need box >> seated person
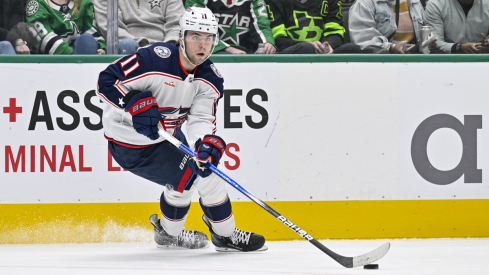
[185,0,276,54]
[265,0,361,54]
[349,0,425,53]
[93,0,183,54]
[25,0,106,54]
[0,0,30,54]
[425,0,489,54]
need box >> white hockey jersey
[97,43,224,149]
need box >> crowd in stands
[1,0,488,55]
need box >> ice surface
[1,238,488,275]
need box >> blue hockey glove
[188,135,226,178]
[124,91,164,140]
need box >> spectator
[341,0,355,43]
[93,0,183,54]
[424,0,489,54]
[0,0,30,54]
[349,0,425,54]
[25,0,106,54]
[265,0,361,54]
[185,0,276,54]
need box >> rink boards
[1,55,489,243]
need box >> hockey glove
[124,90,163,140]
[188,135,226,178]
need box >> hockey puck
[364,264,379,270]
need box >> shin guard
[199,197,235,237]
[159,192,191,236]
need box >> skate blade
[156,242,210,250]
[215,244,268,252]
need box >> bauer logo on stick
[278,216,313,241]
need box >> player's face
[184,31,215,65]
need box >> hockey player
[96,7,266,252]
[25,0,106,54]
[185,0,276,54]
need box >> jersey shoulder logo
[26,0,39,16]
[154,46,171,58]
[210,64,222,78]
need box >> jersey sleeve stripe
[193,78,221,97]
[122,72,183,84]
[250,3,267,43]
[212,98,217,116]
[39,30,57,52]
[114,80,128,96]
[48,39,64,54]
[97,91,122,109]
[96,79,125,110]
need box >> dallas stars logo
[61,21,81,45]
[287,11,323,41]
[149,0,163,9]
[219,14,248,45]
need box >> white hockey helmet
[179,7,219,66]
[179,7,219,46]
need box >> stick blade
[350,242,390,268]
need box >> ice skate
[202,215,267,252]
[149,214,209,249]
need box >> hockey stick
[157,124,390,268]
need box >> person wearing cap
[96,7,267,252]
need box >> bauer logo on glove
[124,90,164,141]
[129,97,157,115]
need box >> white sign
[1,61,488,203]
[0,63,280,203]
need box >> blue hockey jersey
[97,43,224,148]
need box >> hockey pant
[107,128,235,237]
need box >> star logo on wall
[219,14,248,45]
[149,0,163,9]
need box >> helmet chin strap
[180,42,199,67]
